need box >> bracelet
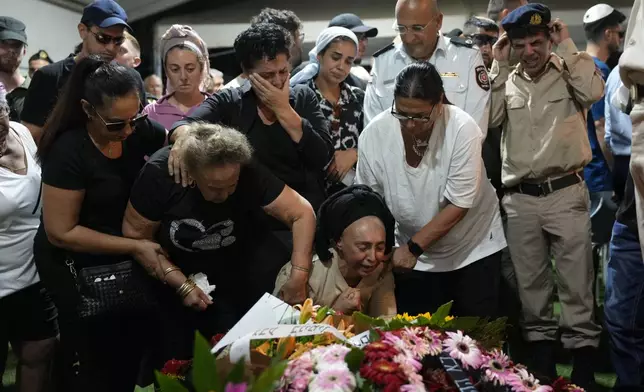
[407,239,424,258]
[176,279,197,299]
[163,266,182,284]
[291,264,310,273]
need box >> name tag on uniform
[440,72,459,77]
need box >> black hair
[28,51,53,64]
[507,25,551,41]
[463,16,500,35]
[584,13,625,43]
[233,23,292,72]
[250,8,302,36]
[37,55,140,163]
[318,36,357,57]
[394,61,450,105]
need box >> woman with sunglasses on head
[33,56,166,392]
[290,27,364,194]
[143,25,211,130]
[356,62,506,319]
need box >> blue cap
[501,3,551,33]
[81,0,130,30]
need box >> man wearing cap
[364,0,490,133]
[28,50,53,78]
[21,0,132,144]
[0,16,31,123]
[328,13,378,85]
[582,4,625,205]
[489,4,604,387]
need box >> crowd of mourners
[1,0,644,390]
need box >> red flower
[211,333,225,347]
[360,360,407,390]
[161,359,192,376]
[363,341,400,362]
[424,369,457,392]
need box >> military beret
[501,3,551,33]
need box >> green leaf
[386,318,407,330]
[369,329,380,342]
[315,306,334,322]
[228,358,247,384]
[353,312,386,330]
[192,332,221,392]
[361,380,374,392]
[249,361,288,392]
[344,348,366,372]
[449,316,480,331]
[429,301,453,325]
[155,372,189,392]
[415,316,431,326]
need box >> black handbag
[66,258,157,319]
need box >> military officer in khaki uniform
[489,4,604,388]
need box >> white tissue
[190,272,216,300]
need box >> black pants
[394,251,502,318]
[614,155,631,204]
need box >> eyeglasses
[390,100,436,123]
[92,105,148,132]
[469,34,498,47]
[394,17,438,35]
[90,30,125,46]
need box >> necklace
[411,132,431,157]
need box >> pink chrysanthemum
[383,332,412,357]
[481,350,513,386]
[442,330,483,370]
[400,327,431,359]
[280,352,314,392]
[309,364,357,392]
[393,353,423,385]
[313,345,351,369]
[508,368,554,392]
[422,329,443,356]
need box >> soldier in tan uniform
[489,4,604,388]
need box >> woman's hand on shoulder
[167,126,194,187]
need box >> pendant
[412,143,426,157]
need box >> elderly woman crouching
[274,185,397,318]
[122,122,316,360]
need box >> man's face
[471,28,498,68]
[395,2,443,60]
[0,40,25,74]
[28,59,49,77]
[144,75,163,98]
[606,24,625,54]
[79,24,126,61]
[249,53,290,89]
[355,33,368,60]
[116,39,140,68]
[511,31,552,78]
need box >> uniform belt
[506,172,583,197]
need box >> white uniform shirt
[356,105,506,272]
[364,33,491,136]
[0,123,42,298]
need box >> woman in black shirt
[290,26,365,194]
[35,56,166,392]
[123,122,316,359]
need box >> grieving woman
[122,122,316,360]
[143,25,211,130]
[274,185,397,317]
[34,56,166,391]
[0,84,57,392]
[290,27,364,193]
[356,62,507,318]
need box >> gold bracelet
[291,264,310,273]
[163,266,182,284]
[176,279,197,299]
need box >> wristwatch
[407,239,424,258]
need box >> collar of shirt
[394,31,449,63]
[515,53,563,81]
[310,79,355,107]
[153,92,209,115]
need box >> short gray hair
[183,123,254,175]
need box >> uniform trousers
[502,181,601,348]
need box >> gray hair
[183,123,254,175]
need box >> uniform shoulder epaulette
[373,42,395,58]
[449,36,475,49]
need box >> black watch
[407,239,424,258]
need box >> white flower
[442,330,483,370]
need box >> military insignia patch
[475,65,490,91]
[530,13,542,25]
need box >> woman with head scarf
[273,185,397,317]
[143,25,211,130]
[290,27,364,194]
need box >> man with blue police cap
[489,3,604,388]
[363,0,490,133]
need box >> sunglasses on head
[90,30,125,46]
[92,105,148,132]
[470,34,498,47]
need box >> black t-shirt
[128,146,285,283]
[22,55,147,127]
[40,120,166,266]
[616,172,637,236]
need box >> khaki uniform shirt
[489,38,605,187]
[273,251,397,318]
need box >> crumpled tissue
[190,272,216,300]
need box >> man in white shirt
[363,0,490,132]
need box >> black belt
[506,172,583,197]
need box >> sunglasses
[90,30,125,46]
[93,105,148,132]
[470,34,498,47]
[390,100,436,123]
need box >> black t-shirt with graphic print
[129,146,285,285]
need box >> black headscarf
[315,185,396,261]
